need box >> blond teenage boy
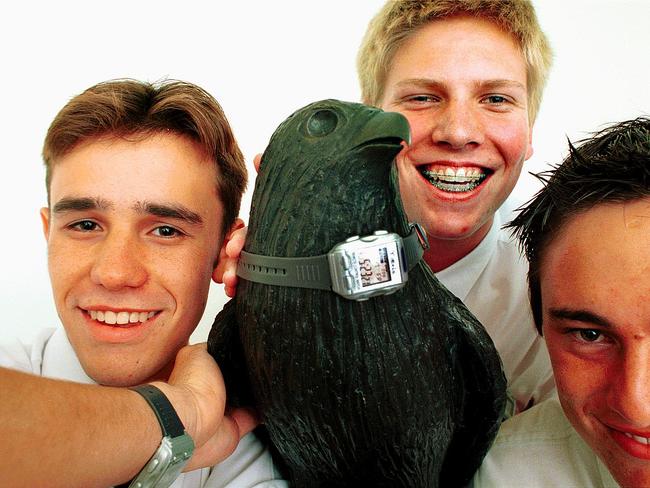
[222,0,555,413]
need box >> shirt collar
[42,327,95,384]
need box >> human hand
[152,343,259,471]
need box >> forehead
[540,199,650,325]
[49,133,221,209]
[386,14,526,86]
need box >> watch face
[328,233,407,300]
[358,245,392,287]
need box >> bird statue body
[208,99,507,487]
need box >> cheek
[487,119,531,163]
[47,242,81,298]
[403,114,430,146]
[166,250,215,307]
[550,355,593,423]
[546,340,585,395]
[547,341,608,411]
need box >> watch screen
[358,246,392,287]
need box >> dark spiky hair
[507,117,650,333]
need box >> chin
[593,440,650,488]
[610,466,650,488]
[83,362,159,387]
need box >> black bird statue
[208,99,507,488]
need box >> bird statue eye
[306,109,338,137]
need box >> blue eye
[306,109,338,137]
[484,95,508,104]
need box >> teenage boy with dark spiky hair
[474,117,650,488]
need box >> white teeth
[87,309,157,326]
[420,166,487,193]
[424,166,484,182]
[624,432,650,444]
[634,435,649,445]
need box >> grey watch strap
[238,251,331,290]
[237,223,428,290]
[130,384,186,438]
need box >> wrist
[148,381,198,441]
[128,384,195,488]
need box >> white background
[1,0,648,345]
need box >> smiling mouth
[419,165,491,193]
[607,425,650,460]
[623,432,650,446]
[84,309,159,327]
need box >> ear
[40,207,51,240]
[525,126,534,161]
[212,217,246,284]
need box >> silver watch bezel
[328,231,407,301]
[128,433,194,488]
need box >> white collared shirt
[436,202,555,412]
[472,398,619,488]
[0,327,287,488]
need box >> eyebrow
[395,78,526,91]
[51,197,204,226]
[133,201,203,226]
[548,308,613,328]
[52,197,113,213]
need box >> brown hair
[357,0,553,122]
[43,78,247,234]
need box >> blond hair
[357,0,552,122]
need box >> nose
[431,101,483,150]
[90,231,148,290]
[607,345,650,427]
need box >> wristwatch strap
[238,250,331,289]
[130,384,185,438]
[237,223,428,290]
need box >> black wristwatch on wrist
[128,384,195,488]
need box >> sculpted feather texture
[208,99,507,487]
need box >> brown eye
[152,225,182,238]
[578,329,601,342]
[71,220,98,232]
[306,109,338,137]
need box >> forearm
[1,367,159,488]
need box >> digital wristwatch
[237,223,428,301]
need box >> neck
[422,221,492,273]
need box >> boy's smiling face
[42,133,225,386]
